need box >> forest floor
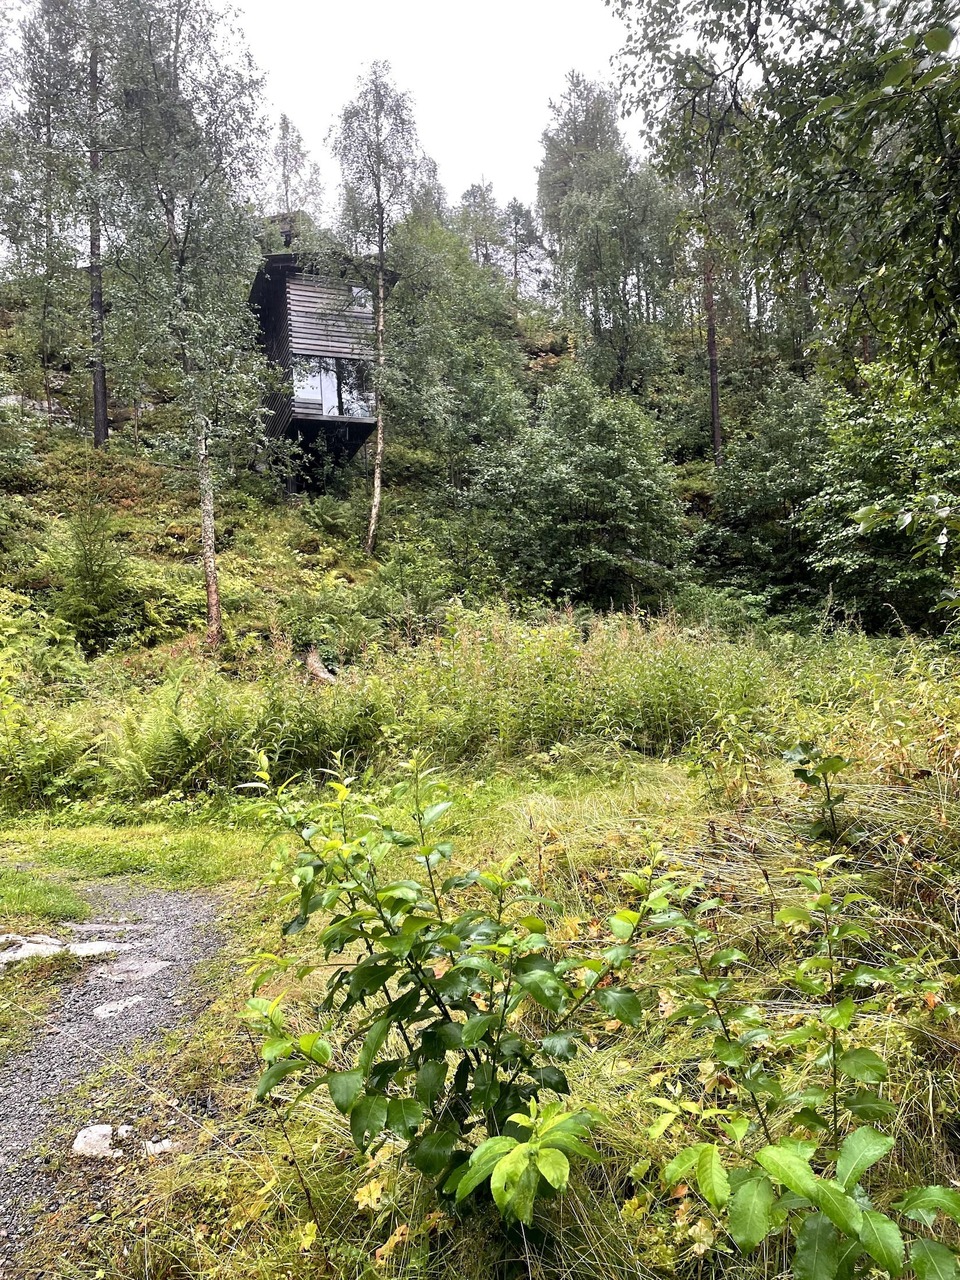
[0,876,223,1278]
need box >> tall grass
[2,608,959,808]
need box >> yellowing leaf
[355,1178,386,1211]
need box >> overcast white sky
[235,0,633,212]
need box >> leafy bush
[0,401,39,492]
[474,367,683,607]
[798,370,960,629]
[249,756,960,1267]
[249,759,644,1226]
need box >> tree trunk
[704,256,722,465]
[197,422,223,647]
[365,261,387,556]
[89,39,109,449]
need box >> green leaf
[756,1145,819,1200]
[696,1143,730,1209]
[815,1180,863,1236]
[822,998,856,1031]
[528,1065,569,1095]
[328,1069,364,1114]
[411,1126,458,1177]
[454,1137,518,1201]
[777,906,813,927]
[516,968,568,1013]
[255,1058,306,1100]
[857,1210,904,1276]
[662,1143,707,1189]
[895,1186,960,1225]
[536,1147,570,1191]
[714,1036,747,1066]
[470,1060,501,1110]
[845,1089,897,1122]
[358,1017,392,1074]
[541,1031,578,1060]
[881,59,915,88]
[794,1212,839,1280]
[836,1235,863,1280]
[595,987,644,1026]
[836,1127,894,1190]
[350,1093,387,1149]
[914,65,951,89]
[609,909,641,939]
[415,1059,448,1106]
[298,1033,332,1066]
[421,801,453,829]
[462,1013,499,1047]
[262,1034,293,1062]
[910,1240,960,1280]
[386,1097,424,1139]
[923,25,953,53]
[837,1048,887,1084]
[728,1175,775,1252]
[489,1142,538,1223]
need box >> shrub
[250,759,960,1270]
[50,501,139,653]
[473,367,683,607]
[249,760,641,1227]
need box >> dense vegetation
[1,0,960,1278]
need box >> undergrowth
[19,746,960,1280]
[2,609,959,810]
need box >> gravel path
[0,883,221,1275]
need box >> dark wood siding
[251,263,293,440]
[286,276,373,359]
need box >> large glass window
[293,357,336,406]
[336,359,373,416]
[293,357,373,417]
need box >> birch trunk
[365,262,387,555]
[196,422,223,647]
[704,256,723,465]
[89,38,109,449]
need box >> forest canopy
[0,0,956,630]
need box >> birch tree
[331,61,426,555]
[108,0,266,646]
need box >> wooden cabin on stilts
[250,239,377,489]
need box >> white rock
[116,1125,134,1139]
[69,940,128,959]
[0,933,131,966]
[92,995,145,1020]
[143,1138,178,1157]
[71,1125,121,1159]
[100,957,171,984]
[0,935,64,966]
